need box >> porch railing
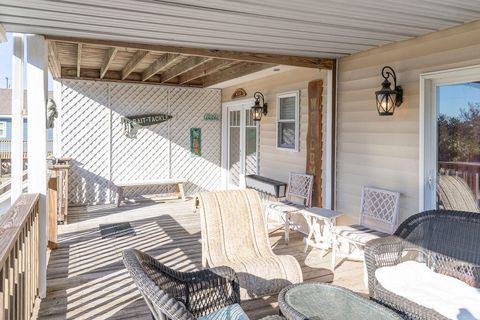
[0,193,40,320]
[0,140,53,160]
[438,161,480,203]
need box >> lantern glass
[252,104,263,121]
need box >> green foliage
[438,102,480,162]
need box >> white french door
[224,100,258,189]
[420,65,480,211]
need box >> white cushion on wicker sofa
[375,261,480,320]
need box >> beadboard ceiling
[1,0,480,59]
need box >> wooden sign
[306,80,323,207]
[190,128,202,157]
[122,113,172,127]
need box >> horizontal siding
[336,19,480,224]
[222,67,329,206]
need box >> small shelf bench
[115,178,187,207]
[245,174,287,198]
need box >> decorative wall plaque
[190,128,202,157]
[204,113,220,121]
[232,88,247,99]
[122,113,173,138]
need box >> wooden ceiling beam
[179,60,236,84]
[203,63,273,87]
[121,50,149,80]
[77,43,82,77]
[161,56,209,83]
[47,41,61,78]
[45,36,334,69]
[142,53,180,81]
[60,67,203,87]
[100,47,118,79]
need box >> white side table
[300,207,344,256]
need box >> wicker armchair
[365,210,480,320]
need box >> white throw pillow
[376,261,480,320]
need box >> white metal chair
[331,187,400,272]
[265,173,314,244]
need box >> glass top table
[278,283,402,320]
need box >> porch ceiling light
[252,92,268,122]
[375,66,403,116]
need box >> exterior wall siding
[222,67,329,206]
[59,80,222,205]
[336,20,480,224]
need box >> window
[0,122,6,138]
[277,91,299,151]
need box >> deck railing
[438,161,480,202]
[0,140,53,160]
[0,193,40,320]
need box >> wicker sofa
[365,210,480,320]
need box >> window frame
[276,91,300,152]
[0,121,7,138]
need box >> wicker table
[278,283,402,320]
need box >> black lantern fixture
[252,92,268,121]
[375,66,403,116]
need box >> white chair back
[286,173,314,207]
[359,186,400,234]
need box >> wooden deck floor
[38,200,365,320]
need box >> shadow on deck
[38,200,365,320]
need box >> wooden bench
[115,178,187,207]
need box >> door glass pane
[245,109,257,176]
[229,110,241,187]
[437,82,480,211]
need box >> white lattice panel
[60,81,110,204]
[169,87,222,195]
[59,80,222,205]
[110,83,171,199]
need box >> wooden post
[48,176,58,250]
[11,33,25,204]
[306,80,323,207]
[26,34,48,299]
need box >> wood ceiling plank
[202,63,273,87]
[100,47,118,79]
[77,43,82,77]
[45,36,335,69]
[121,50,149,80]
[142,53,180,81]
[161,56,209,83]
[47,41,61,78]
[179,59,236,84]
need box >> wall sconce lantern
[375,66,403,116]
[252,91,268,121]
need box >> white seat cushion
[376,261,480,320]
[331,224,388,245]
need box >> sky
[438,82,480,118]
[0,32,53,89]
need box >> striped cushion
[332,224,388,245]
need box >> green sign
[204,113,220,121]
[190,128,202,157]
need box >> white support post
[11,33,25,204]
[26,34,48,299]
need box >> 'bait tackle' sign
[122,113,173,138]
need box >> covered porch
[1,1,480,320]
